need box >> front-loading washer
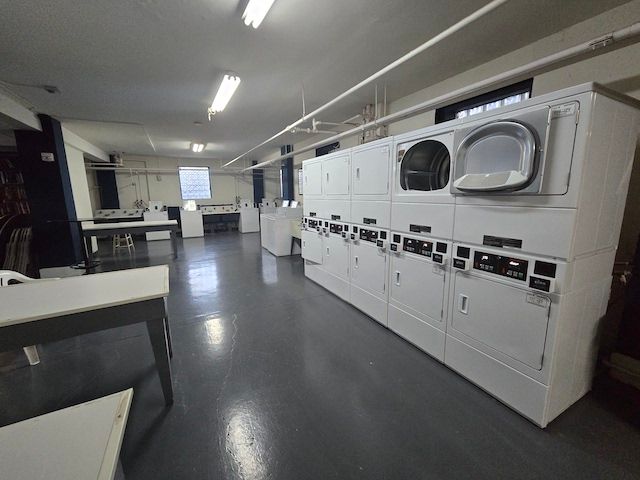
[446,241,617,427]
[318,220,351,301]
[391,125,456,239]
[450,83,640,260]
[302,217,324,284]
[387,232,450,361]
[349,224,390,326]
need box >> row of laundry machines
[300,83,640,427]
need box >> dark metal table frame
[83,224,179,265]
[0,298,174,405]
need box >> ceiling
[0,0,632,161]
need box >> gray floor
[1,232,640,479]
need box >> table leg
[85,235,94,266]
[146,318,174,405]
[170,230,178,259]
[163,316,173,359]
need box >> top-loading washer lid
[453,120,537,192]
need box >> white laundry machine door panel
[324,199,351,223]
[389,253,447,329]
[303,160,323,197]
[351,242,387,297]
[323,153,350,197]
[453,205,575,259]
[323,235,350,280]
[351,139,392,200]
[391,203,454,240]
[302,199,327,218]
[302,230,323,264]
[451,273,550,371]
[351,201,391,229]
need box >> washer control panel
[403,237,433,257]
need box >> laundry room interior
[1,1,640,479]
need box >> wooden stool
[112,234,135,255]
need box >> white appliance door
[352,144,390,196]
[323,154,350,196]
[323,235,350,279]
[451,274,550,370]
[351,243,387,296]
[303,161,323,196]
[390,253,446,323]
[301,230,323,264]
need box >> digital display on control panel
[329,223,347,234]
[402,237,433,257]
[473,251,528,281]
[359,228,379,243]
[307,219,319,228]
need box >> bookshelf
[0,155,30,215]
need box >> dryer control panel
[452,243,559,293]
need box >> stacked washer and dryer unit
[302,83,640,427]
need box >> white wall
[115,155,282,208]
[65,144,98,251]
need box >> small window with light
[178,166,212,200]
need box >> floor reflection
[203,315,225,346]
[223,402,269,479]
[260,252,278,285]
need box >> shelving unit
[0,156,30,216]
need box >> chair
[0,270,58,366]
[112,234,135,255]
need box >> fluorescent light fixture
[191,142,206,153]
[208,74,241,117]
[242,0,276,29]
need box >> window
[315,141,340,157]
[178,167,211,200]
[435,79,533,124]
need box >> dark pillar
[280,145,294,202]
[14,114,82,268]
[252,160,264,204]
[96,169,119,208]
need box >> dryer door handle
[395,271,400,286]
[458,294,469,315]
[354,256,358,268]
[356,167,360,180]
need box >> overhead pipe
[244,21,640,171]
[86,164,280,178]
[223,0,509,167]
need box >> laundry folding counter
[0,265,174,405]
[82,220,179,263]
[0,389,133,480]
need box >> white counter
[179,210,204,238]
[143,211,171,240]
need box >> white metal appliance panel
[351,201,391,229]
[351,140,391,198]
[323,153,350,197]
[302,160,323,197]
[451,273,550,370]
[323,235,350,280]
[303,199,324,219]
[324,199,351,222]
[350,285,388,326]
[452,205,575,259]
[390,203,454,239]
[389,253,446,328]
[301,230,323,264]
[388,305,445,360]
[350,242,387,296]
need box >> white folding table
[0,266,174,405]
[0,389,133,480]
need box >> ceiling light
[242,0,276,29]
[208,74,241,119]
[191,142,206,153]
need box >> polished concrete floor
[1,232,640,479]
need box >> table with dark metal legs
[0,266,174,405]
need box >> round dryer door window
[399,140,450,192]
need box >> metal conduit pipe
[86,164,280,178]
[223,0,509,167]
[244,21,640,172]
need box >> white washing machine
[302,217,324,284]
[387,232,450,360]
[450,83,640,260]
[350,137,392,229]
[391,125,455,239]
[349,224,390,326]
[318,220,351,301]
[446,242,617,427]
